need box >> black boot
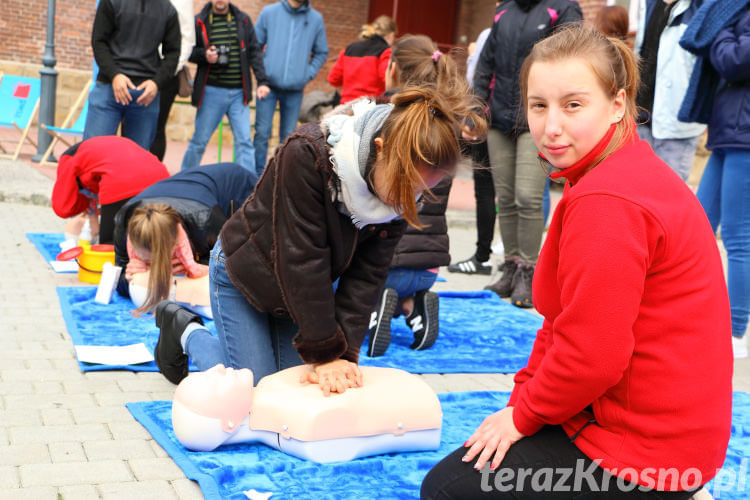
[484,259,518,298]
[510,264,535,308]
[154,301,203,384]
[408,290,439,351]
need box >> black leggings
[421,425,699,499]
[99,198,131,244]
[468,140,496,262]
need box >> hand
[299,359,363,396]
[463,407,525,471]
[112,74,135,105]
[135,79,158,106]
[257,85,270,100]
[206,46,218,64]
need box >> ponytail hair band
[432,50,442,62]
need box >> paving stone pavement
[1,157,747,498]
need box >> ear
[611,88,627,124]
[374,136,384,154]
[389,62,399,85]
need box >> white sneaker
[732,336,748,359]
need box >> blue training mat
[26,232,76,273]
[127,391,750,500]
[57,287,539,374]
[361,291,540,373]
[57,286,214,372]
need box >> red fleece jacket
[509,138,732,489]
[327,36,391,104]
[52,136,169,218]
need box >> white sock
[180,321,204,353]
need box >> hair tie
[432,50,442,62]
[146,207,154,219]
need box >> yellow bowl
[76,244,115,284]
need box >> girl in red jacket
[327,16,397,103]
[422,25,732,498]
[51,136,169,244]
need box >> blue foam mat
[127,391,750,500]
[57,286,213,372]
[58,287,539,374]
[26,232,76,272]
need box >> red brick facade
[4,0,606,91]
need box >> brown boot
[484,259,518,298]
[510,264,535,308]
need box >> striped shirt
[207,12,242,88]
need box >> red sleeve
[378,47,391,83]
[173,224,208,278]
[327,49,345,87]
[51,156,89,218]
[511,195,657,436]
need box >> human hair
[519,24,639,169]
[360,15,397,39]
[594,6,630,41]
[127,203,181,315]
[375,84,487,228]
[388,34,462,92]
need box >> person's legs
[181,85,230,171]
[473,147,496,262]
[421,425,698,499]
[99,198,131,244]
[121,88,160,150]
[542,176,551,226]
[277,89,304,143]
[83,82,124,139]
[184,240,279,380]
[637,124,655,148]
[696,151,724,232]
[651,136,701,182]
[150,75,179,161]
[514,132,546,265]
[269,315,303,371]
[254,87,279,175]
[226,87,256,174]
[719,149,750,339]
[488,129,518,258]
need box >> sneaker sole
[412,291,439,351]
[368,289,398,357]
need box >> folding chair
[39,78,93,165]
[0,74,42,160]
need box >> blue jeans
[637,125,701,182]
[696,148,750,338]
[254,87,304,176]
[181,85,255,173]
[183,239,303,383]
[384,268,438,299]
[83,81,159,150]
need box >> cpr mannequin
[172,364,443,463]
[129,271,212,319]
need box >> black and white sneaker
[367,288,399,357]
[447,255,492,275]
[408,290,439,351]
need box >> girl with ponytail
[422,25,731,498]
[153,81,485,395]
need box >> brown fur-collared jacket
[219,122,406,364]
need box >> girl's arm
[173,224,209,278]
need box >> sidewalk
[1,143,747,497]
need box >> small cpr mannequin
[130,271,212,318]
[172,364,443,463]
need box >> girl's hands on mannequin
[300,359,363,396]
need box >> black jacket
[191,2,269,107]
[220,123,405,365]
[473,0,582,134]
[91,0,181,89]
[390,178,452,269]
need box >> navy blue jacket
[707,8,750,150]
[113,163,257,297]
[473,0,582,134]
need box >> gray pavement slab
[0,157,747,497]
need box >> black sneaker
[154,300,203,384]
[484,259,518,298]
[510,264,535,308]
[367,288,398,357]
[447,255,492,275]
[408,290,439,350]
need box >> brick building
[0,0,609,142]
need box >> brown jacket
[220,122,406,364]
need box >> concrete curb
[0,158,53,207]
